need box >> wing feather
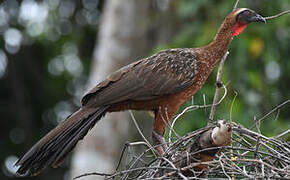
[82,48,198,107]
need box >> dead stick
[265,10,290,20]
[233,0,240,11]
[208,51,229,125]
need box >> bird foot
[152,130,168,156]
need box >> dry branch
[265,10,290,20]
[208,51,229,125]
[233,0,240,11]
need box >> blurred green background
[0,0,289,180]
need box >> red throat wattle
[233,23,247,36]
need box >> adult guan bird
[15,8,265,176]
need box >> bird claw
[152,130,168,156]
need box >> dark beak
[250,14,266,23]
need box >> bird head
[232,8,266,36]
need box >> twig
[159,160,217,179]
[160,107,180,144]
[233,158,290,173]
[265,10,290,20]
[233,0,240,11]
[250,99,290,129]
[107,166,178,179]
[274,108,280,122]
[169,84,227,141]
[116,142,129,171]
[222,152,253,179]
[129,111,158,157]
[161,157,188,180]
[73,172,112,180]
[229,91,237,179]
[208,51,229,125]
[166,126,212,155]
[219,153,232,180]
[116,141,156,171]
[121,147,154,180]
[273,129,290,139]
[203,94,207,115]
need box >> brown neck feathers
[202,12,237,67]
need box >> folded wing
[82,48,199,107]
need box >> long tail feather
[15,106,109,176]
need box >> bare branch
[233,0,240,11]
[168,84,227,141]
[208,51,229,125]
[250,99,290,129]
[160,107,180,144]
[273,129,290,139]
[219,153,231,179]
[129,110,158,157]
[265,10,290,20]
[73,172,112,180]
[162,157,188,180]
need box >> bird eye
[244,11,251,16]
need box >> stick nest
[74,123,289,180]
[112,125,289,179]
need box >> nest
[73,122,290,180]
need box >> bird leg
[152,130,168,156]
[152,106,176,155]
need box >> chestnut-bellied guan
[15,8,265,176]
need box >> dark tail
[15,106,109,176]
